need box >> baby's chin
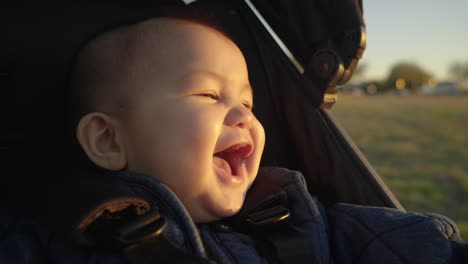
[194,192,246,223]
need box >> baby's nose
[225,106,254,129]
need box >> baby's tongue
[213,155,233,183]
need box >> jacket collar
[107,170,207,258]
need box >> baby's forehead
[113,18,226,56]
[110,18,247,81]
[92,18,233,77]
[84,18,203,61]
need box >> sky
[361,0,468,81]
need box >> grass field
[331,95,468,240]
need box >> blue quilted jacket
[1,167,467,263]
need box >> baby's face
[118,20,265,223]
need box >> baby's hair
[66,7,230,167]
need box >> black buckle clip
[112,210,167,246]
[246,205,290,226]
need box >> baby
[1,9,465,264]
[71,16,265,223]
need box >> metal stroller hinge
[244,0,367,110]
[244,0,340,110]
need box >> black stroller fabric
[0,0,401,210]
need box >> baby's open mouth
[213,143,253,183]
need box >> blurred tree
[384,62,433,93]
[449,60,468,81]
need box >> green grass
[331,95,468,241]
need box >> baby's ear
[76,112,127,170]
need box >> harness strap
[69,174,214,264]
[224,169,319,264]
[84,206,213,264]
[124,232,213,264]
[254,223,318,264]
[450,241,468,263]
[247,206,318,264]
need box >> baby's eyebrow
[188,70,224,82]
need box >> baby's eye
[242,101,253,110]
[196,91,219,100]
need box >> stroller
[0,0,409,262]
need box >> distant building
[338,82,380,96]
[338,83,365,96]
[419,82,461,95]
